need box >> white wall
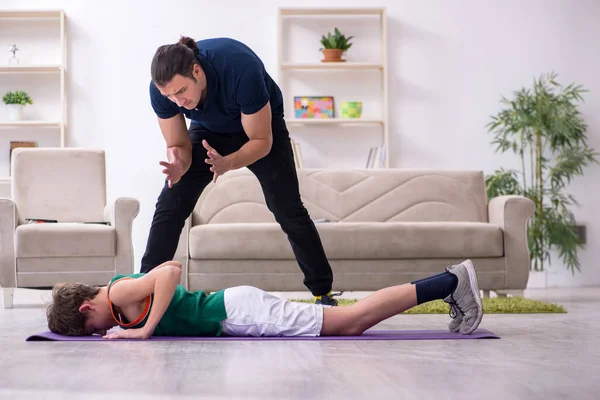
[1,0,599,287]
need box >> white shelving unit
[286,118,384,126]
[0,9,67,183]
[280,62,384,70]
[277,7,389,168]
[0,121,62,127]
[0,65,62,73]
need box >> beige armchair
[0,148,139,308]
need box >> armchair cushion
[11,148,107,225]
[15,223,116,258]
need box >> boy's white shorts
[221,286,326,337]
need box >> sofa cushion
[16,223,116,258]
[189,221,503,260]
[192,169,489,225]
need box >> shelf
[280,8,384,16]
[278,7,389,168]
[0,10,62,19]
[0,65,62,73]
[281,62,383,70]
[0,121,62,127]
[0,177,11,183]
[0,8,68,175]
[286,118,384,125]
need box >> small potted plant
[320,27,353,62]
[3,90,33,121]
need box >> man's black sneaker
[314,292,342,306]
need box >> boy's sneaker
[314,292,341,306]
[446,302,463,332]
[443,260,483,334]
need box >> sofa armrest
[104,197,140,276]
[174,215,191,289]
[488,195,535,289]
[0,198,17,288]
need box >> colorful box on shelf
[341,101,363,118]
[293,96,335,119]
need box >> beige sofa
[174,168,534,296]
[0,148,139,308]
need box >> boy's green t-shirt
[107,273,227,336]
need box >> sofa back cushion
[192,168,488,224]
[11,148,107,224]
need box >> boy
[46,259,483,339]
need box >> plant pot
[6,104,24,121]
[321,49,345,62]
[341,102,363,118]
[526,269,548,289]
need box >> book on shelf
[291,139,304,169]
[366,144,386,168]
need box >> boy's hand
[103,328,151,340]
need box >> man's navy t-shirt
[149,37,284,134]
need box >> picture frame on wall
[293,96,335,119]
[9,141,37,175]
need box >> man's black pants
[140,117,334,296]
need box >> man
[141,36,339,305]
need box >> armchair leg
[495,290,524,298]
[3,287,14,309]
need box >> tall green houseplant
[486,72,598,274]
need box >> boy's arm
[108,261,182,338]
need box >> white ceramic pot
[6,104,24,121]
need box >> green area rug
[292,297,566,314]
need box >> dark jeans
[140,117,334,296]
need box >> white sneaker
[446,302,462,332]
[443,260,483,334]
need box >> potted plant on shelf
[320,27,353,62]
[3,90,33,121]
[485,72,599,286]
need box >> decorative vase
[6,104,24,121]
[321,49,345,62]
[341,102,363,118]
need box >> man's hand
[103,327,151,340]
[203,140,233,183]
[159,147,185,188]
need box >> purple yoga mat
[26,328,499,342]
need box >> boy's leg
[410,270,463,332]
[220,286,325,337]
[320,259,483,336]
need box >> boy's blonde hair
[46,282,100,336]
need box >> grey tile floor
[0,287,598,400]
